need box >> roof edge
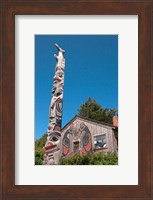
[62,115,116,132]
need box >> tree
[35,133,47,165]
[78,97,117,124]
[35,147,45,165]
[35,133,47,148]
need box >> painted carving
[62,122,92,157]
[80,122,92,153]
[43,43,65,165]
[62,130,71,156]
[62,125,75,156]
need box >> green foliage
[60,152,118,165]
[35,134,47,148]
[35,134,47,165]
[78,97,118,124]
[35,147,45,165]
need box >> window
[94,134,107,149]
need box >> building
[61,115,118,158]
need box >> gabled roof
[61,115,116,132]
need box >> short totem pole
[43,43,65,165]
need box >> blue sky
[35,35,118,139]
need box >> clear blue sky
[35,35,118,139]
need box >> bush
[35,147,45,165]
[60,152,118,165]
[35,134,47,148]
[35,134,47,165]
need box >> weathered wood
[44,44,65,165]
[61,116,118,157]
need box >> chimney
[113,116,118,127]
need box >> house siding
[61,116,117,157]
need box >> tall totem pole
[43,43,65,165]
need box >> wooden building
[61,115,118,158]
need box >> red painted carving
[63,146,69,155]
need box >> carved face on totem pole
[44,43,65,165]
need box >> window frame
[94,134,107,150]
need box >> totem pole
[43,43,65,165]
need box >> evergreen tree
[78,97,117,124]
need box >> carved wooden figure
[43,43,65,165]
